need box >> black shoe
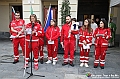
[100,66,104,69]
[62,62,68,66]
[94,65,98,68]
[40,59,43,64]
[69,63,74,67]
[13,60,19,64]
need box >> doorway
[12,5,23,19]
[77,0,109,22]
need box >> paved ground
[0,40,120,79]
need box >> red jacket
[79,27,93,46]
[25,22,42,42]
[11,19,25,37]
[39,26,44,45]
[46,26,60,41]
[9,22,12,35]
[93,27,111,47]
[60,23,78,42]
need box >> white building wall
[0,1,22,32]
[22,0,43,24]
[0,4,9,32]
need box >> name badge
[48,40,54,44]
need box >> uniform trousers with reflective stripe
[47,40,58,61]
[94,45,107,67]
[63,39,75,63]
[79,45,90,63]
[25,40,39,66]
[39,39,44,59]
[13,37,25,61]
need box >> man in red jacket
[10,11,25,64]
[61,15,78,67]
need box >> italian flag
[31,5,33,14]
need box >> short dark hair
[66,15,71,18]
[50,19,57,27]
[100,19,108,29]
[71,18,77,22]
[15,11,20,14]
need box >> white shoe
[45,60,52,64]
[80,63,84,67]
[84,63,89,67]
[53,61,56,65]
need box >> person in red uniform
[79,19,93,68]
[24,14,42,70]
[93,19,111,69]
[10,11,25,64]
[61,15,78,67]
[9,22,13,41]
[9,22,12,35]
[37,20,44,64]
[45,19,60,65]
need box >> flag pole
[23,0,32,77]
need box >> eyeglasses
[84,21,88,23]
[15,15,20,16]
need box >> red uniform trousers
[79,45,90,63]
[39,38,44,59]
[13,37,25,61]
[47,40,58,61]
[63,39,75,63]
[25,41,39,66]
[94,45,107,67]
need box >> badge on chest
[71,22,79,30]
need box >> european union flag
[44,5,52,32]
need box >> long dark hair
[50,19,57,28]
[30,14,37,23]
[37,20,41,25]
[82,19,92,33]
[100,19,108,29]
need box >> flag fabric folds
[44,5,52,32]
[12,7,15,20]
[30,5,33,14]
